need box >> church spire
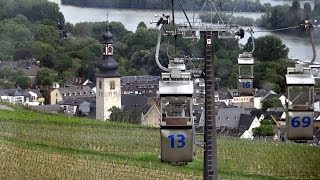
[96,25,120,78]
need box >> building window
[109,92,112,96]
[110,81,115,90]
[99,80,102,89]
[107,46,113,54]
[56,93,58,97]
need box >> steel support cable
[209,0,224,24]
[196,0,205,6]
[227,0,240,26]
[177,0,192,28]
[194,0,207,26]
[155,24,171,72]
[308,30,316,65]
[193,0,196,25]
[166,37,174,60]
[252,25,300,32]
[247,29,255,54]
[312,15,320,21]
[171,0,177,53]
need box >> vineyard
[0,106,319,179]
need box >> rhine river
[49,0,319,62]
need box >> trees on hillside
[253,35,289,62]
[61,0,268,12]
[262,97,283,111]
[253,120,275,137]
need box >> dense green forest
[257,0,320,40]
[61,0,269,12]
[0,0,295,93]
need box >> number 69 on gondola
[285,65,315,140]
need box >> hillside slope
[0,106,319,179]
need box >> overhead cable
[194,0,207,26]
[196,0,205,6]
[228,0,240,26]
[252,25,301,32]
[177,0,192,27]
[209,0,224,24]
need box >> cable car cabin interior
[159,72,193,127]
[161,96,192,126]
[287,86,314,110]
[286,65,315,111]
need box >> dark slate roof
[57,86,95,99]
[0,89,42,97]
[63,77,87,87]
[80,97,96,107]
[216,127,238,136]
[250,109,264,118]
[216,108,249,129]
[265,111,284,120]
[58,99,91,106]
[261,94,281,102]
[254,90,271,98]
[8,89,23,96]
[238,114,256,131]
[217,102,227,108]
[141,104,152,114]
[31,105,62,112]
[121,94,149,113]
[121,75,160,84]
[21,64,42,77]
[218,90,233,100]
[30,89,42,97]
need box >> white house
[0,89,44,106]
[253,90,278,109]
[238,114,261,140]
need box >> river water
[49,0,319,62]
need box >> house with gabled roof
[218,90,233,106]
[229,89,254,108]
[253,90,285,109]
[0,88,44,106]
[216,107,250,136]
[49,86,95,105]
[121,75,160,97]
[239,114,261,140]
[59,98,91,116]
[121,94,161,127]
[62,77,94,88]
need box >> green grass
[0,105,319,179]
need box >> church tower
[96,26,121,120]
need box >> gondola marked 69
[287,111,314,140]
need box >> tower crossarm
[178,23,240,33]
